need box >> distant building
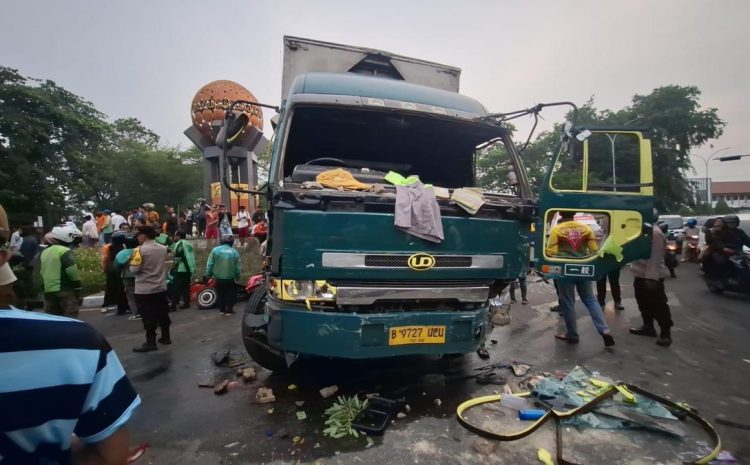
[689,177,711,204]
[711,181,750,209]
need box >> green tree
[0,67,204,221]
[0,66,110,221]
[628,85,724,211]
[713,199,734,214]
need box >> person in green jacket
[40,225,83,317]
[169,230,195,311]
[112,233,141,320]
[206,234,241,315]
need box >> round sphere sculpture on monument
[191,80,263,143]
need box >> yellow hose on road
[455,384,720,465]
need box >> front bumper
[257,296,490,358]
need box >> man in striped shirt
[1,204,141,465]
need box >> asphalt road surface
[81,263,749,464]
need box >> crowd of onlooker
[74,201,268,248]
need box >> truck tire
[197,288,217,309]
[242,283,288,372]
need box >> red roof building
[711,181,750,209]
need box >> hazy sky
[2,0,748,181]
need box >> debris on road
[471,438,496,455]
[127,442,149,463]
[320,385,339,398]
[256,387,276,403]
[324,395,368,438]
[537,448,554,465]
[240,368,257,382]
[295,400,305,407]
[396,412,407,419]
[197,380,214,388]
[458,366,724,464]
[211,350,247,368]
[365,437,375,448]
[511,362,531,377]
[433,399,442,407]
[352,396,402,436]
[296,411,308,420]
[227,381,240,391]
[214,380,230,395]
[224,442,240,448]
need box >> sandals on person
[554,334,579,344]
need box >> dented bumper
[263,296,490,358]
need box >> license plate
[388,325,446,346]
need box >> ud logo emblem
[408,253,436,271]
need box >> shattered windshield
[280,106,512,189]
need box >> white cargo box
[282,36,461,99]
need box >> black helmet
[124,233,139,248]
[722,214,739,227]
[221,234,235,246]
[656,221,669,233]
[111,230,128,245]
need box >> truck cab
[239,38,654,370]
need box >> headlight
[285,280,315,299]
[278,280,337,302]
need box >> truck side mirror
[217,111,250,149]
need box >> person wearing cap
[143,203,160,227]
[205,234,241,315]
[40,224,83,317]
[0,203,141,465]
[130,224,171,351]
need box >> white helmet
[50,225,82,244]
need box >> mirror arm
[219,98,277,196]
[221,141,266,196]
[229,99,280,113]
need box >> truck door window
[586,132,641,193]
[544,210,611,260]
[549,141,584,191]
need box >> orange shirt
[147,211,159,225]
[95,215,107,232]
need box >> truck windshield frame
[272,102,531,197]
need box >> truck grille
[363,255,472,268]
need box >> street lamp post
[690,146,731,204]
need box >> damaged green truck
[231,37,655,370]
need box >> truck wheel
[197,288,217,309]
[242,283,288,372]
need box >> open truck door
[536,126,655,281]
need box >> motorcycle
[665,240,679,278]
[683,233,700,262]
[194,274,266,310]
[704,252,750,297]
